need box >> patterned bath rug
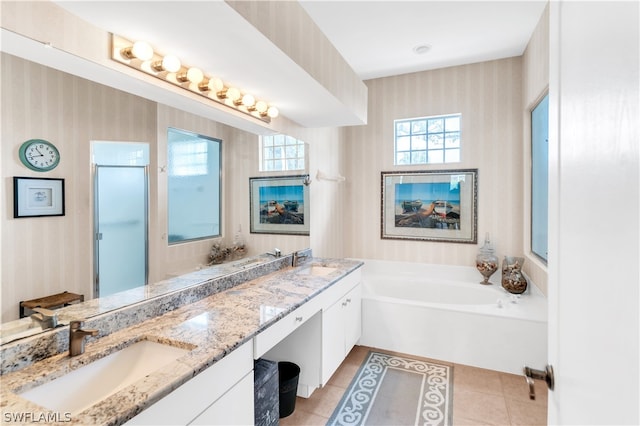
[327,351,453,426]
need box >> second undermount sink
[299,264,339,277]
[19,339,191,414]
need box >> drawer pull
[346,298,352,303]
[342,302,348,307]
[295,316,303,322]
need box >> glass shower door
[94,165,148,297]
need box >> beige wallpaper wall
[1,6,549,321]
[0,53,345,322]
[1,53,156,321]
[343,57,526,270]
[341,6,550,295]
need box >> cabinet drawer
[318,268,361,311]
[254,298,320,358]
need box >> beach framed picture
[249,175,310,235]
[381,169,477,243]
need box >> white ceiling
[299,1,548,80]
[9,1,547,131]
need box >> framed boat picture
[250,175,310,235]
[381,169,477,243]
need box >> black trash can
[278,361,300,418]
[254,359,279,426]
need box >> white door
[547,2,639,424]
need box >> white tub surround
[0,255,363,425]
[358,259,547,375]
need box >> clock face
[19,139,60,172]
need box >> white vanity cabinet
[259,268,362,398]
[321,273,362,385]
[126,341,254,426]
[127,266,363,424]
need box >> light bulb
[241,94,256,107]
[152,55,181,72]
[208,78,224,92]
[255,100,268,114]
[226,87,241,102]
[122,41,153,61]
[132,41,154,60]
[267,106,279,118]
[186,67,204,84]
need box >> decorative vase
[209,243,230,265]
[476,233,499,285]
[501,256,528,294]
[232,225,247,260]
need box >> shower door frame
[93,164,149,298]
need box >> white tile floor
[281,345,548,425]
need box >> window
[168,140,208,176]
[167,128,221,244]
[260,134,305,171]
[531,94,549,262]
[394,114,461,165]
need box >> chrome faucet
[30,307,58,330]
[267,248,282,258]
[292,251,308,267]
[69,320,98,357]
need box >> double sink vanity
[0,251,363,425]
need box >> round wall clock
[19,139,60,172]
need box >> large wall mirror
[531,93,549,262]
[167,128,222,244]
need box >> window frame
[394,113,461,165]
[259,134,306,172]
[167,127,222,245]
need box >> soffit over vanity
[0,0,368,134]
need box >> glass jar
[501,256,528,294]
[476,233,499,285]
[231,225,247,260]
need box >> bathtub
[357,259,547,375]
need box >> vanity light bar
[110,35,279,123]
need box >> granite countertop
[0,257,363,426]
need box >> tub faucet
[292,251,308,267]
[30,307,58,330]
[69,320,98,357]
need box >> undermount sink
[299,264,339,276]
[19,339,191,414]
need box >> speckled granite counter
[0,256,363,425]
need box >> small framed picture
[381,169,478,243]
[14,177,65,218]
[249,175,310,235]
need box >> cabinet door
[322,297,346,386]
[190,371,254,425]
[343,284,362,352]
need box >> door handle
[523,365,554,400]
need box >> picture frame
[249,175,310,235]
[14,177,65,218]
[381,169,477,243]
